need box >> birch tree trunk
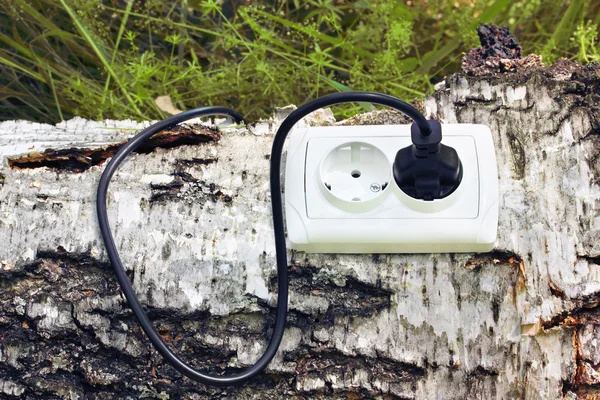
[2,60,600,399]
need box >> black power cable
[97,93,432,386]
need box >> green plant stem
[102,0,134,107]
[59,0,144,118]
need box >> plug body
[394,120,463,200]
[284,123,498,253]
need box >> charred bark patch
[548,280,568,300]
[8,145,120,173]
[464,249,523,271]
[150,177,233,205]
[149,178,185,202]
[175,157,218,168]
[542,298,600,330]
[561,324,600,396]
[570,65,600,135]
[274,265,393,321]
[579,254,600,265]
[293,350,424,397]
[563,383,600,400]
[470,365,499,377]
[149,155,233,205]
[3,252,117,324]
[7,124,220,173]
[505,130,526,179]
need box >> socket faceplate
[284,124,498,253]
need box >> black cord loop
[97,93,430,387]
[97,107,288,386]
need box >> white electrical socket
[284,124,498,253]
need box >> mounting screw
[370,183,381,192]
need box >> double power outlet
[284,124,498,253]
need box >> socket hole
[382,182,388,190]
[320,141,390,205]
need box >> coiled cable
[97,93,430,386]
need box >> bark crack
[7,124,220,173]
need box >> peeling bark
[2,60,600,399]
[7,124,220,173]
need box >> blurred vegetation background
[0,0,599,123]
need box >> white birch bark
[1,61,599,399]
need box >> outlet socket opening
[320,142,390,206]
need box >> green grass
[0,0,599,123]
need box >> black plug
[393,120,463,201]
